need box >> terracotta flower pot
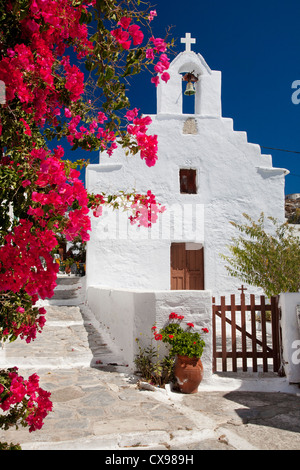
[174,355,204,394]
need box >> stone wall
[86,286,212,379]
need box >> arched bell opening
[180,70,201,115]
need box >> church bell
[184,81,196,96]
[183,71,198,96]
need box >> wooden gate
[212,293,281,373]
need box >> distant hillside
[285,194,300,224]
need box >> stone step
[48,276,83,304]
[55,275,81,286]
[0,303,126,372]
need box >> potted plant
[64,257,75,274]
[153,312,209,394]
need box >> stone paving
[0,276,300,451]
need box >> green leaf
[105,66,115,80]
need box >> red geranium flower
[169,312,178,320]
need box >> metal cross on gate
[181,33,196,52]
[238,285,247,295]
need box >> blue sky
[64,0,300,195]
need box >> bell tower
[157,33,222,117]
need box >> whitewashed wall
[86,111,287,297]
[86,52,287,299]
[86,286,212,379]
[279,293,300,383]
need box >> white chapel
[85,34,288,300]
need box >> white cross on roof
[181,33,196,52]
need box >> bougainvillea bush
[0,367,53,449]
[0,0,170,447]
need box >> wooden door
[171,243,204,290]
[170,243,186,290]
[186,248,204,290]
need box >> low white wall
[279,293,300,384]
[86,286,212,379]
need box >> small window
[180,169,197,194]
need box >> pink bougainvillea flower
[111,28,131,49]
[151,76,159,87]
[118,16,131,29]
[125,108,139,121]
[21,179,31,187]
[93,206,103,217]
[154,62,165,74]
[64,107,72,118]
[16,307,25,313]
[150,36,167,53]
[20,118,32,136]
[128,24,144,45]
[161,72,170,83]
[148,10,157,22]
[146,48,155,60]
[97,111,107,124]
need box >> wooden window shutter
[180,169,197,194]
